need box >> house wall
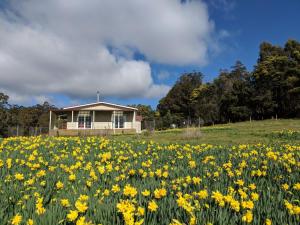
[66,122,135,130]
[93,111,111,129]
[95,111,111,121]
[51,110,141,133]
[124,111,133,129]
[124,111,133,121]
[66,111,78,129]
[135,121,141,133]
[66,111,79,122]
[49,128,137,136]
[67,122,78,129]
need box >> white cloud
[0,0,217,104]
[143,84,171,99]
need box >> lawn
[113,119,300,145]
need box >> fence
[142,117,205,132]
[7,126,49,137]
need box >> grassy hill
[113,119,300,145]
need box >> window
[85,116,91,128]
[78,116,85,128]
[113,111,126,128]
[78,111,92,129]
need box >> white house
[49,101,142,136]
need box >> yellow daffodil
[265,218,272,225]
[123,184,137,198]
[242,210,253,223]
[14,173,24,181]
[56,181,64,189]
[75,200,88,213]
[60,199,71,207]
[148,200,158,212]
[11,214,22,225]
[67,210,78,222]
[142,189,150,197]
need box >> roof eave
[61,101,138,111]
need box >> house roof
[55,101,138,111]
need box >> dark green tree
[191,83,219,124]
[0,93,9,137]
[252,40,300,118]
[157,72,203,128]
[191,61,252,124]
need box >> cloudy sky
[0,0,299,108]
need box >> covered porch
[49,102,141,136]
[50,110,137,130]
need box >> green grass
[112,119,300,145]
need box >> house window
[114,111,126,128]
[85,116,91,128]
[78,111,91,129]
[78,116,85,128]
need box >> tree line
[135,39,300,129]
[0,93,56,137]
[1,39,299,136]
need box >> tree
[191,83,219,124]
[252,40,300,118]
[0,93,9,137]
[157,72,203,128]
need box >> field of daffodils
[0,136,299,225]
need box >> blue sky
[203,0,300,76]
[97,0,300,108]
[152,0,300,85]
[0,0,299,109]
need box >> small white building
[49,101,142,136]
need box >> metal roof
[60,101,138,111]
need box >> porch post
[71,111,74,122]
[93,111,95,129]
[133,110,136,130]
[113,111,115,134]
[49,110,52,130]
